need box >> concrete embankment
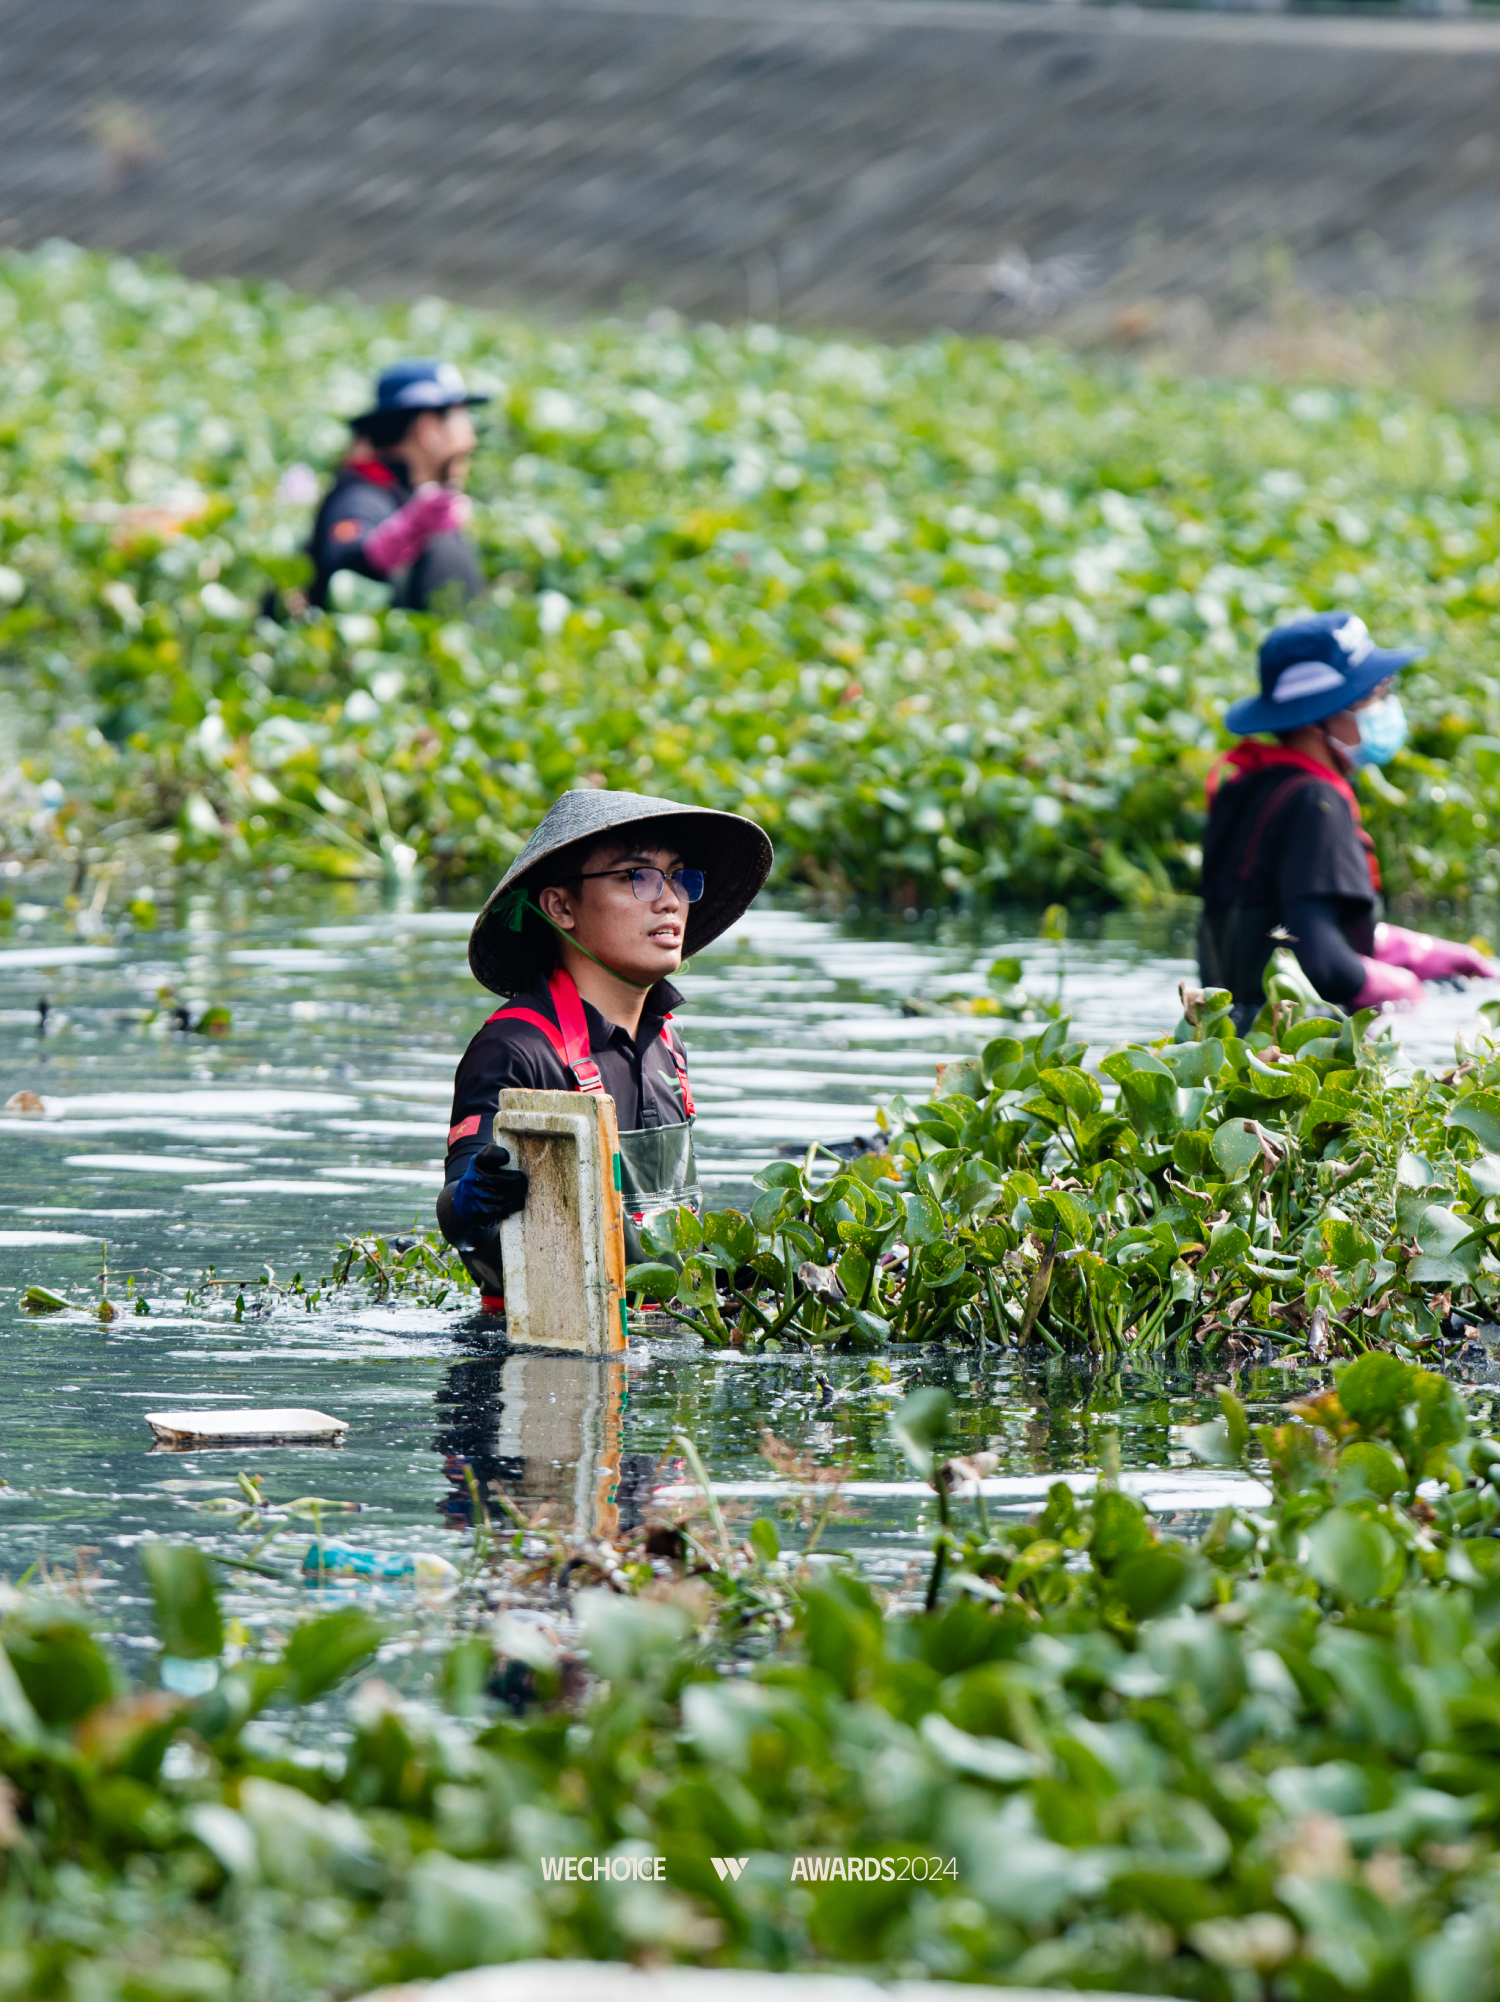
[3,0,1500,333]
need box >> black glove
[449,1143,529,1230]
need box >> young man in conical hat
[438,789,773,1315]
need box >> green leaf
[1281,1014,1347,1052]
[1305,1508,1399,1605]
[141,1543,223,1662]
[703,1208,757,1265]
[280,1608,382,1703]
[935,1056,984,1100]
[1111,1546,1193,1621]
[409,1854,545,1970]
[1336,1441,1405,1501]
[750,1187,795,1231]
[1030,1189,1092,1245]
[4,1614,116,1725]
[901,1190,945,1245]
[1337,1351,1420,1430]
[1179,1418,1237,1467]
[916,1240,967,1289]
[749,1517,780,1563]
[1199,1220,1250,1274]
[1240,1052,1317,1101]
[1099,1046,1174,1082]
[0,1645,41,1744]
[640,1203,703,1257]
[835,1247,872,1304]
[1038,1066,1102,1118]
[1302,1094,1362,1140]
[889,1387,953,1477]
[1409,1204,1483,1282]
[625,1261,680,1301]
[1322,1216,1378,1269]
[981,1036,1025,1087]
[849,1150,898,1189]
[1264,947,1322,1008]
[1090,1489,1155,1566]
[675,1254,718,1307]
[845,1307,893,1347]
[1158,1040,1225,1087]
[753,1161,805,1192]
[1117,1068,1182,1137]
[1218,1387,1249,1459]
[579,1587,693,1682]
[1448,1088,1500,1153]
[1210,1118,1265,1179]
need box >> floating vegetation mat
[2,247,1500,908]
[10,1351,1500,1999]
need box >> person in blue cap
[307,358,490,612]
[1200,611,1494,1031]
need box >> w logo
[711,1856,749,1882]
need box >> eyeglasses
[575,866,705,904]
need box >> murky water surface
[0,885,1488,1645]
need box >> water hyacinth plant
[628,972,1500,1361]
[5,247,1500,906]
[10,1353,1500,1998]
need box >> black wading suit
[307,455,483,612]
[1198,747,1380,1034]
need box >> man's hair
[350,404,456,453]
[522,820,698,980]
[539,823,694,894]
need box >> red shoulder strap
[1237,772,1381,897]
[485,970,605,1095]
[488,972,693,1111]
[659,1018,695,1119]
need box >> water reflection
[2,879,1496,1640]
[434,1353,629,1537]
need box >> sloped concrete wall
[2,0,1499,333]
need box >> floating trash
[303,1543,458,1587]
[145,1407,349,1448]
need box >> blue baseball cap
[350,357,491,426]
[1224,612,1423,736]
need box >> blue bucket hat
[350,357,491,427]
[1225,613,1423,736]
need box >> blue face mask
[1350,693,1407,768]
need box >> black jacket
[437,975,691,1300]
[443,977,690,1182]
[307,456,483,612]
[1199,761,1378,1022]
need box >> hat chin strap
[1317,719,1359,776]
[497,887,661,991]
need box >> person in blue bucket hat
[1199,611,1495,1032]
[306,358,491,612]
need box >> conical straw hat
[468,788,773,996]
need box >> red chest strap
[488,968,603,1094]
[660,1017,695,1118]
[487,968,694,1116]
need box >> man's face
[407,406,478,487]
[538,843,693,987]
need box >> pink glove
[1373,923,1498,983]
[1353,958,1423,1011]
[364,485,472,577]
